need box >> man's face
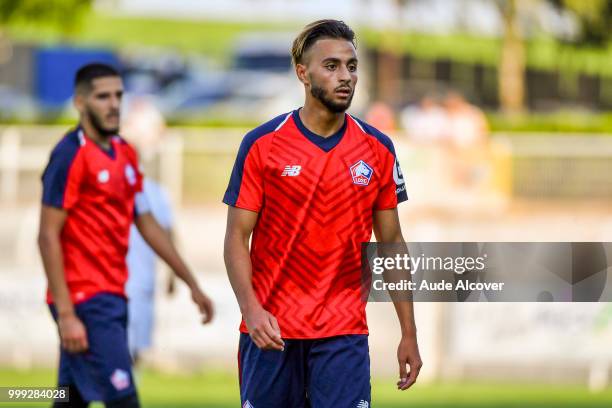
[298,38,358,113]
[78,76,123,136]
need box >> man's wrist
[401,325,417,338]
[178,267,198,291]
[186,278,199,292]
[240,296,262,315]
[57,308,76,319]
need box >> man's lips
[335,88,352,96]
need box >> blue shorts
[49,293,137,403]
[238,333,371,408]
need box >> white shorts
[127,291,154,356]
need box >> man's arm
[164,229,177,296]
[134,212,214,324]
[373,208,423,390]
[224,206,284,351]
[38,205,88,353]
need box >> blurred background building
[0,0,611,406]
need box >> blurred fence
[505,134,612,198]
[1,125,612,207]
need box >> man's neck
[81,120,112,149]
[299,101,345,138]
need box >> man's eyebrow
[321,57,359,64]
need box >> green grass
[0,368,611,407]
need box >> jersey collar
[77,125,117,160]
[292,109,347,152]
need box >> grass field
[1,368,611,408]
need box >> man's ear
[295,63,309,86]
[73,92,84,113]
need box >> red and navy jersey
[41,127,144,304]
[224,109,408,339]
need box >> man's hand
[191,287,214,324]
[58,313,88,353]
[244,305,284,351]
[396,333,422,390]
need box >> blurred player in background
[224,20,422,408]
[400,94,447,144]
[123,96,175,364]
[38,63,214,408]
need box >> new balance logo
[281,165,301,177]
[356,400,369,408]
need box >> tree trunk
[499,0,526,114]
[376,0,405,106]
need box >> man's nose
[337,65,352,82]
[110,95,121,108]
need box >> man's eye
[326,65,336,70]
[348,65,357,72]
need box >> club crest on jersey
[350,160,373,186]
[125,164,137,186]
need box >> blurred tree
[0,0,92,33]
[498,0,526,115]
[0,0,92,63]
[555,0,612,46]
[497,0,611,115]
[372,0,409,106]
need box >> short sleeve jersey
[223,110,408,339]
[41,127,143,304]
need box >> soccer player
[224,20,422,408]
[38,63,214,408]
[122,97,175,364]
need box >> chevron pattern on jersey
[226,112,405,338]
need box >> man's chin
[327,101,351,113]
[100,126,119,136]
[331,94,354,111]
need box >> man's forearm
[376,224,417,336]
[384,243,417,336]
[393,300,417,336]
[224,235,260,314]
[38,233,73,316]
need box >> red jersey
[223,110,408,339]
[41,127,143,304]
